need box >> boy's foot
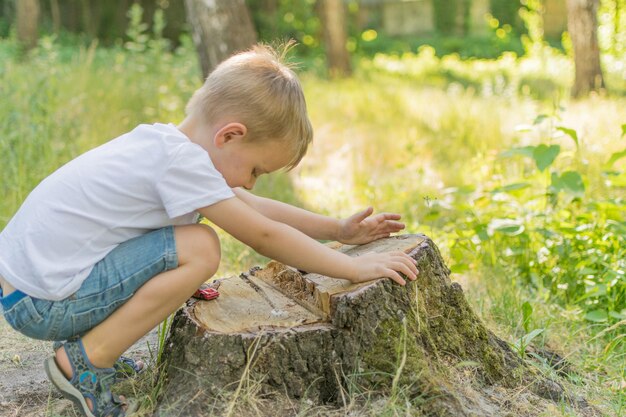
[45,339,136,417]
[53,341,145,380]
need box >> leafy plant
[513,301,544,356]
[455,112,626,323]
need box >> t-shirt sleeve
[156,141,234,218]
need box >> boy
[0,45,418,417]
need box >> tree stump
[157,235,598,416]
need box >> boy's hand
[337,207,405,245]
[201,198,415,285]
[350,251,419,286]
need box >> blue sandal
[44,339,136,417]
[53,341,144,380]
[114,356,144,379]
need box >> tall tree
[50,0,60,33]
[184,0,258,79]
[566,0,605,97]
[318,0,351,77]
[16,0,40,49]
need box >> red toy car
[192,282,220,301]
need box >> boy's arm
[198,197,418,285]
[232,188,405,244]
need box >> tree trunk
[16,0,39,50]
[183,0,258,79]
[157,235,599,417]
[79,0,98,38]
[318,0,351,77]
[49,0,60,33]
[566,0,605,97]
[2,0,16,26]
[263,0,279,38]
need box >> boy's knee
[174,224,221,277]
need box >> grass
[1,33,625,415]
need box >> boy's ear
[214,122,247,148]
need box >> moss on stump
[156,235,598,417]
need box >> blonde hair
[185,43,313,170]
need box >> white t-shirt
[0,123,234,301]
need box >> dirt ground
[0,314,158,417]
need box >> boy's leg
[55,223,220,375]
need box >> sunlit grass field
[1,36,625,415]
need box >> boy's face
[214,139,293,190]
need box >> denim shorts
[1,226,178,341]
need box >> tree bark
[49,0,60,33]
[157,235,599,417]
[318,0,352,77]
[263,0,278,38]
[16,0,39,50]
[566,0,605,97]
[183,0,258,79]
[79,0,98,38]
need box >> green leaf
[491,183,531,193]
[500,146,535,159]
[490,219,525,236]
[606,220,626,234]
[607,148,626,167]
[558,171,585,197]
[595,284,608,296]
[474,224,489,242]
[522,301,533,322]
[622,123,626,137]
[533,114,548,125]
[585,310,608,323]
[556,126,579,149]
[522,301,533,333]
[532,144,560,172]
[609,310,626,320]
[576,267,597,276]
[549,171,560,190]
[495,224,525,236]
[521,328,544,346]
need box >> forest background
[0,0,625,416]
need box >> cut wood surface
[157,235,599,417]
[193,277,322,333]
